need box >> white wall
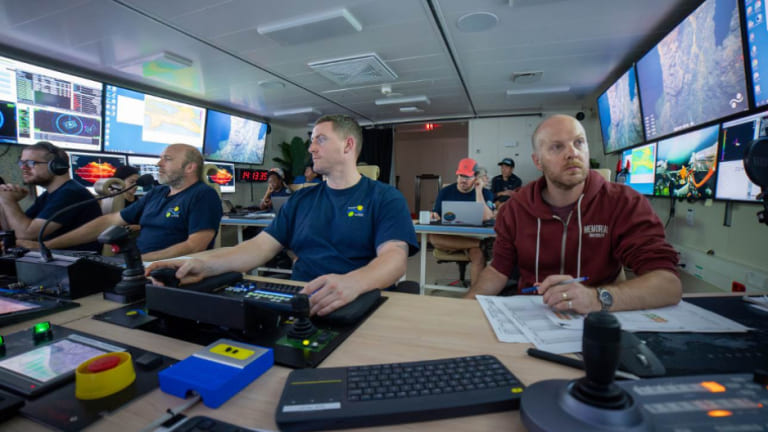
[468,109,603,187]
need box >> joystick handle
[582,311,622,387]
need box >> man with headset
[0,141,102,251]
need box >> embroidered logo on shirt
[166,205,181,218]
[583,224,608,238]
[347,205,364,217]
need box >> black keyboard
[275,355,523,431]
[169,415,255,431]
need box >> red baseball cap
[456,158,477,177]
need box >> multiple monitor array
[0,55,267,167]
[616,113,761,203]
[600,0,764,203]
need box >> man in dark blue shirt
[0,141,102,252]
[259,167,292,211]
[430,157,495,285]
[45,144,222,261]
[148,115,418,317]
[491,157,522,206]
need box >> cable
[664,196,676,229]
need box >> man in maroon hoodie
[465,114,681,314]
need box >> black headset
[34,141,70,176]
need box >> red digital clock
[235,168,270,182]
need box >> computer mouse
[149,268,180,287]
[619,331,666,377]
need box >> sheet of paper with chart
[476,296,529,343]
[543,300,751,333]
[478,295,582,354]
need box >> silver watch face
[599,289,613,310]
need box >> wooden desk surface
[3,291,581,432]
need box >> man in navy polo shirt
[45,144,222,261]
[0,141,102,252]
[148,115,418,317]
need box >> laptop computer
[441,201,484,226]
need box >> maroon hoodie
[491,170,678,291]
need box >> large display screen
[716,111,765,201]
[204,110,267,164]
[655,124,720,199]
[637,0,748,140]
[104,85,206,156]
[598,66,645,154]
[0,55,102,150]
[69,151,127,193]
[619,142,657,195]
[204,160,235,193]
[745,0,768,106]
[0,339,105,383]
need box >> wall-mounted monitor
[0,55,102,150]
[654,124,719,199]
[204,110,267,164]
[619,142,657,195]
[598,65,644,154]
[745,0,768,106]
[69,151,127,193]
[127,155,160,183]
[103,84,206,156]
[637,0,748,140]
[716,111,765,201]
[205,160,235,193]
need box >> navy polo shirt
[265,176,418,282]
[120,181,222,254]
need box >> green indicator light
[0,335,4,346]
[34,322,51,334]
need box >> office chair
[433,248,471,288]
[356,164,380,180]
[203,164,223,249]
[93,177,126,256]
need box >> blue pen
[520,276,589,294]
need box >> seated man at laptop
[259,167,291,211]
[465,114,681,313]
[147,114,419,318]
[40,144,222,261]
[429,158,495,285]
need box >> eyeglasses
[17,160,47,169]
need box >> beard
[542,162,588,190]
[159,171,184,188]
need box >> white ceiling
[0,0,703,126]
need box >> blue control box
[158,339,273,408]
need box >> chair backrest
[594,168,612,182]
[93,178,126,215]
[202,164,223,248]
[357,165,380,180]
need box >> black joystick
[569,312,632,409]
[97,226,147,302]
[287,294,317,340]
[520,311,646,432]
[149,268,180,287]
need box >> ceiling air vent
[309,53,398,86]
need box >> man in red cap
[429,157,495,285]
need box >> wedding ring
[561,292,568,300]
[568,300,573,309]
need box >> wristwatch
[596,287,613,312]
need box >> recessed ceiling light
[400,106,424,113]
[457,12,498,32]
[506,86,570,96]
[273,107,321,117]
[375,95,430,106]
